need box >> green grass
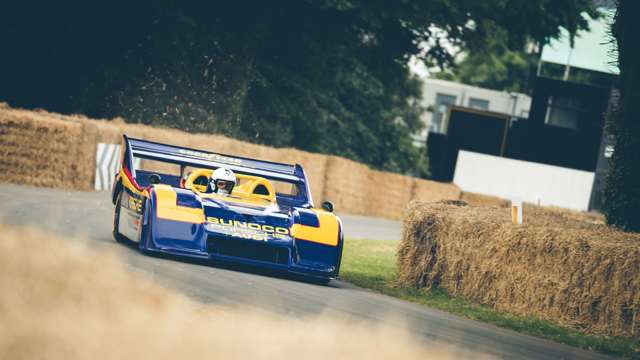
[340,238,639,358]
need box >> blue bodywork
[113,136,343,281]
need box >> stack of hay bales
[322,156,462,220]
[0,104,463,219]
[414,179,462,205]
[0,105,97,190]
[322,156,373,215]
[323,156,418,220]
[398,201,640,339]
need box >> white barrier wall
[95,143,121,191]
[94,143,141,191]
[453,151,595,211]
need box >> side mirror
[149,173,162,185]
[321,200,334,212]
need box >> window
[272,180,299,196]
[468,97,490,110]
[544,96,582,130]
[431,93,457,133]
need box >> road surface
[0,183,613,359]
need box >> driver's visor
[215,180,229,189]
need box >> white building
[412,78,531,147]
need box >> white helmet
[210,167,236,195]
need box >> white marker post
[511,198,523,224]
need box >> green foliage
[603,0,640,232]
[431,3,606,94]
[433,35,538,94]
[1,1,598,177]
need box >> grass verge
[340,238,639,358]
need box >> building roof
[540,7,618,75]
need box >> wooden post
[511,198,523,224]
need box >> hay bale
[277,149,327,205]
[459,192,509,207]
[323,160,462,219]
[413,178,461,203]
[0,108,96,190]
[93,120,124,144]
[323,156,372,215]
[361,169,415,220]
[398,202,640,339]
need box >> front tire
[308,277,332,285]
[113,194,127,243]
[138,199,153,254]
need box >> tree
[603,0,640,232]
[432,33,538,94]
[0,1,598,177]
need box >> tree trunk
[604,0,640,231]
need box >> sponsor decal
[178,149,243,165]
[127,197,143,213]
[206,217,290,241]
[127,215,140,230]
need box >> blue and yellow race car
[112,135,343,282]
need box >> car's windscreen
[235,174,306,205]
[270,180,299,196]
[272,179,307,207]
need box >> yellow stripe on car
[154,185,205,224]
[119,169,148,197]
[291,209,340,246]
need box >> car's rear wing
[121,135,303,182]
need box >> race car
[111,135,343,282]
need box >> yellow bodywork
[291,209,340,246]
[183,168,211,193]
[120,169,148,197]
[154,185,205,223]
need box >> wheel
[307,276,332,285]
[334,234,344,278]
[112,193,127,243]
[138,199,153,254]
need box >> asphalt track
[0,183,614,359]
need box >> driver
[209,167,236,196]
